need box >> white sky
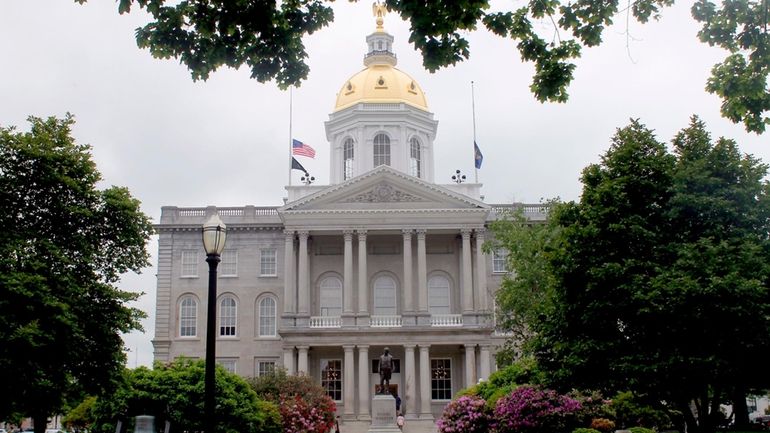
[1,0,766,368]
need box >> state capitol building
[151,11,546,424]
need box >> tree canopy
[76,0,770,133]
[90,359,282,433]
[491,117,770,433]
[0,114,154,433]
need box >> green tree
[485,205,562,362]
[532,118,770,433]
[0,115,154,433]
[75,0,769,133]
[90,359,282,433]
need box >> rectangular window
[260,248,277,276]
[217,358,236,374]
[493,248,508,273]
[256,360,277,377]
[431,358,452,400]
[220,249,237,277]
[181,250,198,277]
[321,359,343,401]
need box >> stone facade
[151,19,549,421]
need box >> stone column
[418,344,432,419]
[358,345,371,419]
[403,344,416,419]
[343,230,354,315]
[297,231,310,316]
[283,230,295,315]
[416,230,428,313]
[357,230,369,315]
[402,229,413,313]
[283,347,295,375]
[344,345,356,417]
[464,344,477,387]
[475,228,488,311]
[461,229,474,313]
[479,345,491,381]
[297,345,309,375]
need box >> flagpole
[471,81,478,183]
[288,86,293,187]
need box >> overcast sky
[2,0,766,368]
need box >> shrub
[570,390,612,427]
[610,391,671,429]
[494,385,582,433]
[628,427,655,433]
[590,418,616,432]
[249,370,337,433]
[90,359,281,433]
[437,395,493,433]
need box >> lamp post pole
[205,251,220,433]
[202,214,227,433]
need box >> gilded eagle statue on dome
[372,1,388,31]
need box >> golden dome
[334,64,429,112]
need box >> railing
[309,316,342,328]
[360,103,403,111]
[178,209,206,217]
[430,314,463,327]
[370,315,402,328]
[490,203,550,215]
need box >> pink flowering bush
[494,385,582,433]
[278,393,336,433]
[437,395,493,433]
[249,370,336,433]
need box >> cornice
[281,165,488,211]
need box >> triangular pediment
[280,166,487,212]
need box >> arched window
[320,276,343,316]
[343,138,355,180]
[219,296,237,336]
[179,296,197,337]
[428,276,451,314]
[258,297,276,337]
[409,137,421,178]
[373,275,397,315]
[373,134,391,167]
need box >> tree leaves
[0,115,153,424]
[76,0,770,133]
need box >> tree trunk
[732,387,750,429]
[680,400,701,433]
[32,413,47,433]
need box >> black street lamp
[202,214,227,433]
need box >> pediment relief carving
[342,182,426,203]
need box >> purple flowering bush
[437,395,493,433]
[494,385,582,433]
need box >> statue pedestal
[368,394,401,433]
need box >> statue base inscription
[367,394,401,433]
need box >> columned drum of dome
[325,15,438,184]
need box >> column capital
[343,344,356,351]
[403,343,417,349]
[415,229,426,239]
[357,229,368,236]
[296,345,309,351]
[357,344,370,351]
[464,343,477,350]
[460,228,473,238]
[343,230,354,241]
[474,227,486,238]
[418,344,431,350]
[284,229,296,238]
[479,344,492,350]
[401,229,413,237]
[297,230,309,239]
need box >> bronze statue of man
[379,347,393,394]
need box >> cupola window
[373,133,391,167]
[409,137,421,178]
[343,138,355,180]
